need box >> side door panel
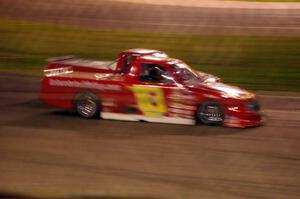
[129,84,173,118]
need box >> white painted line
[270,15,300,19]
[263,109,300,114]
[95,19,300,30]
[258,95,300,100]
[112,0,300,10]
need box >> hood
[187,81,255,99]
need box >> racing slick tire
[74,91,100,119]
[197,101,225,126]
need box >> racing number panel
[130,86,168,117]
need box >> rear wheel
[197,101,224,126]
[74,92,100,119]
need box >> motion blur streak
[0,0,300,35]
[113,0,300,9]
[0,0,300,198]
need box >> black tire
[196,101,224,126]
[74,92,100,119]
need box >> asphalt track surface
[0,73,300,199]
[0,0,300,36]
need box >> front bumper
[223,111,265,128]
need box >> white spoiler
[47,55,75,62]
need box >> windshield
[107,59,118,70]
[170,62,200,84]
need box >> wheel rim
[77,97,97,118]
[199,104,224,124]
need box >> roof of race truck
[123,48,164,54]
[138,55,169,62]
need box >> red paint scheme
[40,49,263,127]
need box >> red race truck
[40,49,263,128]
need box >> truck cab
[116,49,168,74]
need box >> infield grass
[0,18,299,91]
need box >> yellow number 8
[130,86,167,117]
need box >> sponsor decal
[169,89,196,102]
[168,108,194,115]
[168,112,194,119]
[49,79,121,91]
[44,67,73,77]
[169,103,196,111]
[102,98,117,107]
[228,106,239,112]
[169,102,183,109]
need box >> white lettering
[49,79,121,91]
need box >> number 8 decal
[130,86,167,117]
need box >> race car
[40,49,263,128]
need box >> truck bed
[60,59,117,70]
[47,56,118,73]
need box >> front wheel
[74,92,100,119]
[197,101,224,126]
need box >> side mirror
[197,71,221,83]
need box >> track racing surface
[0,74,300,199]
